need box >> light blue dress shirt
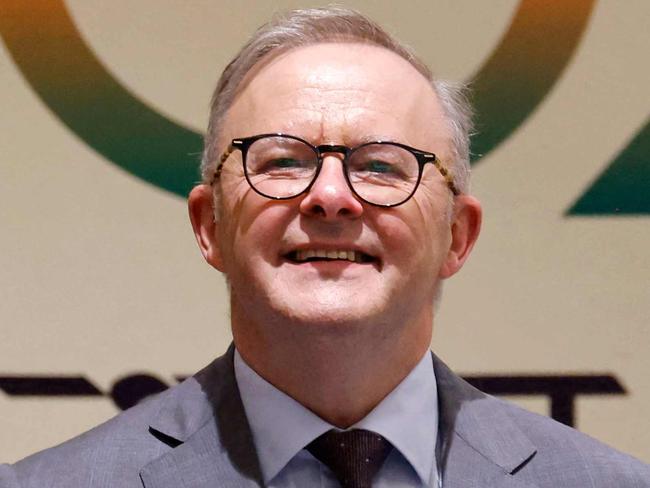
[234,349,439,487]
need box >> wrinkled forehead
[221,43,452,155]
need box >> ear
[188,184,225,271]
[439,195,482,279]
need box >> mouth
[284,249,377,265]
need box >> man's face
[192,43,480,339]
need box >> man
[1,6,648,488]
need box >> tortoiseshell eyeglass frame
[208,133,460,207]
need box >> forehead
[223,43,452,154]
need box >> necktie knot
[307,429,392,488]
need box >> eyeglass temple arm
[431,156,461,196]
[209,144,235,186]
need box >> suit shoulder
[4,377,202,488]
[495,397,650,487]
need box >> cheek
[374,195,452,270]
[231,198,296,263]
[216,178,259,264]
[373,210,427,265]
[412,184,453,240]
[219,170,250,205]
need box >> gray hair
[200,6,473,194]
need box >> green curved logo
[567,118,650,215]
[3,0,645,214]
[1,0,201,197]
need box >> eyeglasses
[210,133,459,207]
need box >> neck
[231,306,433,428]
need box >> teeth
[293,249,364,262]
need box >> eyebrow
[343,134,413,146]
[358,134,395,143]
[258,132,417,150]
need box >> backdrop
[1,0,648,462]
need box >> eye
[347,143,416,182]
[363,160,395,174]
[267,157,302,169]
[253,155,317,178]
[353,159,404,180]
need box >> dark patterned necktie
[307,429,393,488]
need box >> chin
[270,291,386,331]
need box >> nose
[299,155,364,220]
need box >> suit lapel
[439,433,537,488]
[140,421,260,488]
[140,345,263,488]
[433,355,539,488]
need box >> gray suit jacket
[2,346,649,487]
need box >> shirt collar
[234,349,438,485]
[352,351,438,484]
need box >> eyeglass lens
[244,136,420,206]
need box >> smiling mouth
[285,249,376,264]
